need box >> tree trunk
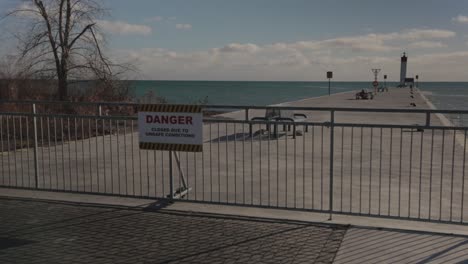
[58,74,67,100]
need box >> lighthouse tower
[400,52,408,85]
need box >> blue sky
[2,0,468,81]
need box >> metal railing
[0,103,467,225]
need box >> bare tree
[4,0,132,100]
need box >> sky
[1,0,468,81]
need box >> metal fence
[0,102,467,225]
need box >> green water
[133,81,399,106]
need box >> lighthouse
[400,52,407,85]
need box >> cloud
[146,16,163,22]
[219,43,259,53]
[176,24,192,30]
[392,29,456,40]
[261,29,455,53]
[97,20,152,36]
[408,41,447,48]
[452,15,468,24]
[113,28,465,81]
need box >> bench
[250,109,308,138]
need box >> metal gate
[0,102,467,225]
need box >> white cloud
[176,24,192,30]
[97,20,152,36]
[392,29,456,40]
[113,28,466,81]
[452,15,468,24]
[408,41,447,48]
[219,43,259,53]
[147,16,163,22]
[260,29,455,53]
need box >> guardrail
[0,103,467,225]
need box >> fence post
[32,104,39,189]
[245,108,249,121]
[329,110,335,220]
[169,150,174,201]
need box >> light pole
[327,71,333,96]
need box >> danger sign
[138,105,203,152]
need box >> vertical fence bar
[329,111,335,219]
[109,119,114,194]
[117,120,121,195]
[54,118,58,190]
[123,120,128,196]
[285,123,288,207]
[462,130,467,223]
[40,117,45,188]
[12,116,17,187]
[450,130,456,221]
[378,128,383,215]
[19,117,24,187]
[440,130,446,221]
[234,123,237,203]
[321,126,324,210]
[32,104,39,189]
[418,129,424,219]
[350,127,354,212]
[61,118,65,190]
[340,127,344,212]
[6,116,10,186]
[429,129,435,220]
[226,123,229,203]
[169,150,174,200]
[302,124,306,208]
[369,128,373,214]
[398,128,403,217]
[388,128,393,215]
[88,119,92,193]
[210,123,213,202]
[408,129,414,218]
[0,116,4,186]
[360,127,363,214]
[81,119,85,192]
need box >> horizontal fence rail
[0,104,467,225]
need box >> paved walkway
[2,194,468,263]
[0,197,346,264]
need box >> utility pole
[371,69,381,94]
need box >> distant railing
[0,102,467,225]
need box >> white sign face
[138,111,203,146]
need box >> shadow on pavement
[0,196,347,264]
